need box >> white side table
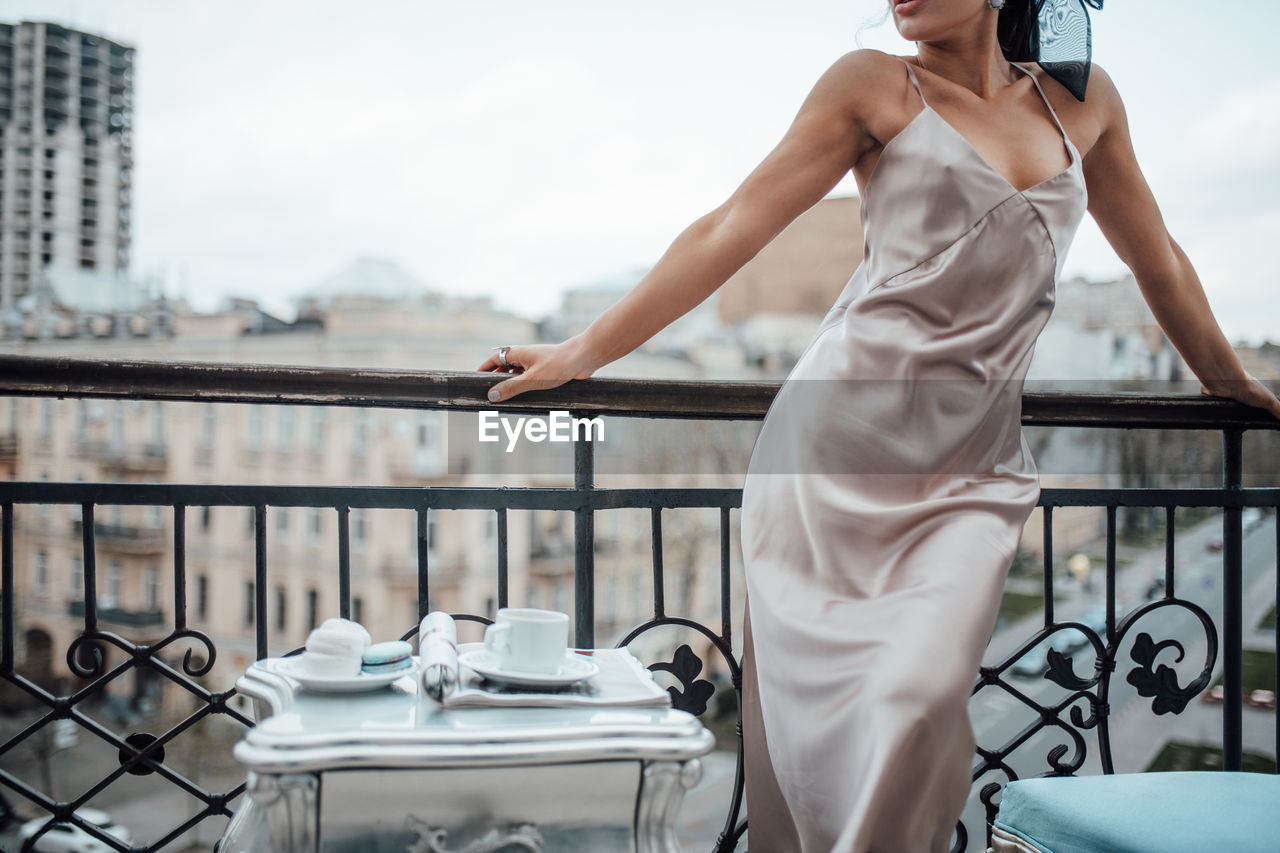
[217,655,715,853]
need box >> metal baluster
[337,506,351,620]
[2,503,12,672]
[1105,505,1116,645]
[174,504,186,631]
[83,502,97,632]
[1164,506,1175,599]
[652,507,666,619]
[1222,429,1243,771]
[1043,505,1054,627]
[417,508,430,621]
[573,410,595,649]
[720,506,732,647]
[255,505,267,660]
[496,508,509,610]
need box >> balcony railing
[0,354,1278,853]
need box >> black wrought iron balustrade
[0,354,1277,853]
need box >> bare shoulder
[819,48,913,108]
[808,48,915,139]
[824,47,912,81]
[1081,62,1127,127]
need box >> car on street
[16,808,132,853]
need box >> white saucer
[275,655,421,693]
[459,649,599,688]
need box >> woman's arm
[479,49,891,402]
[1081,64,1280,419]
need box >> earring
[988,0,1005,8]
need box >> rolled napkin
[419,611,459,701]
[303,617,371,677]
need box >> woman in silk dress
[479,1,1280,850]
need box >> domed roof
[301,256,433,303]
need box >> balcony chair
[988,771,1280,853]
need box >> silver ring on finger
[493,345,512,369]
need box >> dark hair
[997,0,1039,62]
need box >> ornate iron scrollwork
[1125,631,1206,715]
[404,816,543,853]
[1044,647,1094,692]
[648,643,716,716]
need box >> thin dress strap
[1010,62,1073,148]
[898,58,929,109]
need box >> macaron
[361,640,414,676]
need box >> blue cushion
[993,772,1280,853]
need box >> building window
[34,550,48,595]
[75,400,88,442]
[200,405,216,449]
[246,405,263,450]
[39,399,53,439]
[310,509,323,540]
[150,401,164,444]
[275,507,289,541]
[145,564,159,611]
[200,505,211,532]
[278,406,294,449]
[70,556,83,599]
[105,559,122,607]
[353,410,370,454]
[244,580,255,628]
[309,409,326,452]
[352,596,363,625]
[352,509,366,544]
[109,401,124,449]
[307,589,318,631]
[630,572,644,621]
[196,574,208,621]
[605,576,618,623]
[275,586,287,633]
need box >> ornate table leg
[247,771,318,853]
[636,759,703,853]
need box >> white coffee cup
[483,608,569,674]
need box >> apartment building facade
[0,20,133,316]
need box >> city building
[0,21,134,318]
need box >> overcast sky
[2,0,1278,345]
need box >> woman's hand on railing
[477,336,602,403]
[1199,370,1280,420]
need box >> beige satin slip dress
[739,56,1088,853]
